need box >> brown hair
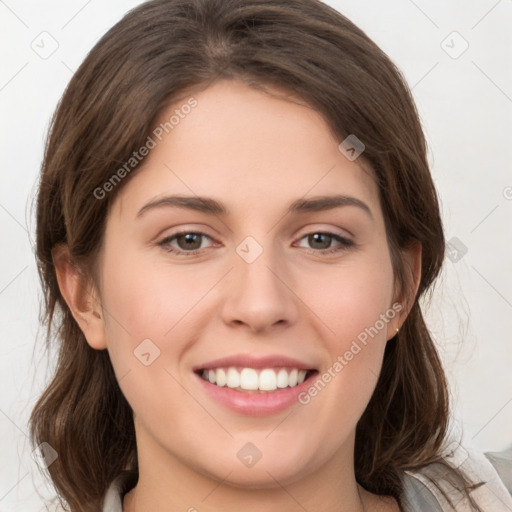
[30,0,481,510]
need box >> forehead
[113,79,380,221]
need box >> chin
[193,448,318,489]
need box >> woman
[30,0,512,511]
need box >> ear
[52,244,107,350]
[387,241,422,340]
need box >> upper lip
[193,354,317,372]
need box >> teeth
[201,367,310,392]
[216,368,227,387]
[276,368,289,388]
[240,368,259,390]
[226,368,240,388]
[259,369,277,391]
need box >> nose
[220,244,299,334]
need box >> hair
[30,0,483,510]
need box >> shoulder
[400,441,512,511]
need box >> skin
[54,79,421,512]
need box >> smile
[197,367,315,393]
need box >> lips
[193,354,318,414]
[194,354,314,371]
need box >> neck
[123,429,370,512]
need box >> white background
[1,1,511,510]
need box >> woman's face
[93,79,405,488]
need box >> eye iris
[177,233,202,250]
[309,233,331,249]
[174,233,336,252]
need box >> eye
[158,231,214,256]
[158,230,354,257]
[295,232,354,255]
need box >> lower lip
[194,372,316,416]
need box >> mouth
[194,367,318,394]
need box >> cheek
[300,252,395,413]
[100,246,201,341]
[306,251,395,343]
[99,247,219,402]
[98,253,199,428]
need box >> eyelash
[158,230,354,257]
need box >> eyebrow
[136,194,374,220]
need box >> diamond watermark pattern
[32,442,58,468]
[446,236,468,263]
[30,31,59,60]
[443,440,469,469]
[237,442,263,468]
[441,31,469,59]
[338,134,365,161]
[236,236,263,264]
[134,338,161,366]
